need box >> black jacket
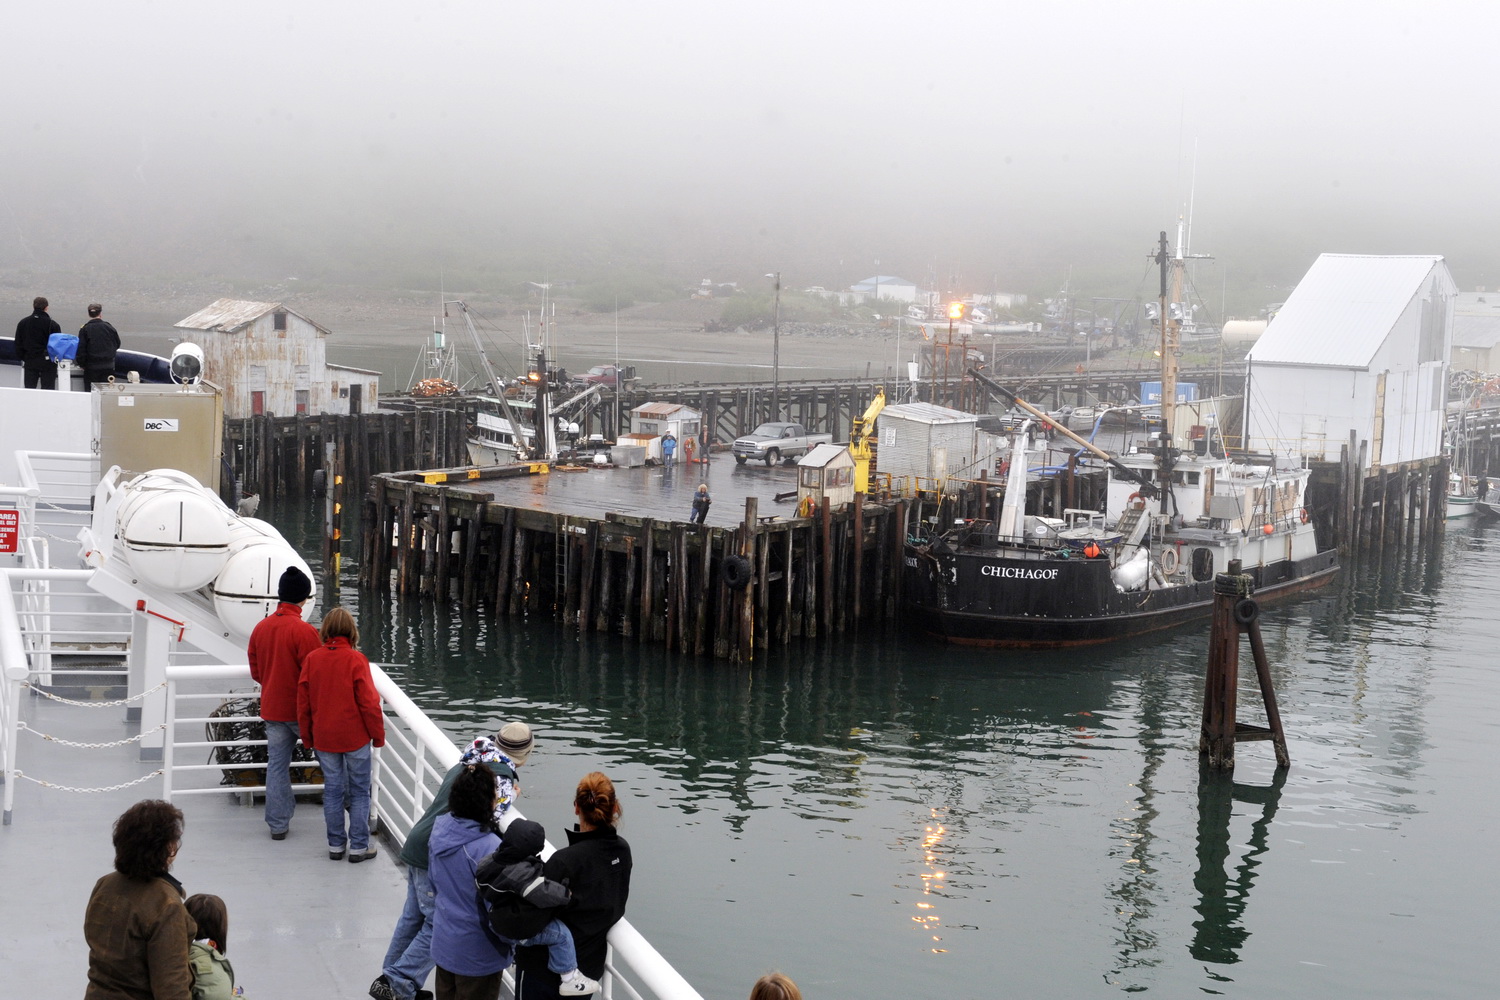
[77,318,121,369]
[514,825,631,985]
[475,819,571,941]
[15,310,60,367]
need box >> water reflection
[1189,766,1287,966]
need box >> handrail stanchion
[3,675,21,826]
[162,674,178,801]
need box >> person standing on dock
[371,726,532,1000]
[661,432,677,465]
[298,606,386,863]
[247,566,320,841]
[691,484,712,524]
[77,303,121,386]
[14,296,61,390]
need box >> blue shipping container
[1139,381,1198,404]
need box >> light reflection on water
[278,503,1500,996]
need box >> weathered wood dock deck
[360,456,909,662]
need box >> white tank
[116,471,232,592]
[1221,320,1267,351]
[210,518,316,639]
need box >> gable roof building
[1244,254,1455,472]
[174,298,379,419]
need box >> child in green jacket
[185,894,242,999]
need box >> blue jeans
[382,865,437,1000]
[263,720,301,833]
[315,743,372,851]
[505,919,577,976]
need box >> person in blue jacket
[428,762,512,999]
[660,432,676,465]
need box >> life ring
[1128,491,1146,511]
[796,494,815,518]
[1233,598,1259,625]
[1299,507,1309,524]
[722,554,752,590]
[1159,546,1179,575]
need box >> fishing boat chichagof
[901,227,1340,647]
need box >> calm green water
[283,504,1498,998]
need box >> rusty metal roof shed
[1246,254,1449,368]
[629,401,699,419]
[174,298,331,336]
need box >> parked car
[731,422,833,466]
[573,364,635,388]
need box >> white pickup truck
[731,422,833,466]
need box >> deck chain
[9,769,165,793]
[22,680,165,707]
[17,720,166,749]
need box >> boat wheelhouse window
[1186,472,1200,485]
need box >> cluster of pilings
[359,471,909,662]
[224,402,474,510]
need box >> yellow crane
[850,386,886,494]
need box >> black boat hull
[901,547,1340,648]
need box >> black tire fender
[1233,598,1259,625]
[723,554,752,589]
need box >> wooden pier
[359,467,909,663]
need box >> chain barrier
[17,720,167,749]
[22,680,165,708]
[10,770,165,793]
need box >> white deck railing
[162,662,702,1000]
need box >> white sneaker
[558,973,601,996]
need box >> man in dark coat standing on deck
[77,303,121,386]
[14,296,61,389]
[247,566,321,841]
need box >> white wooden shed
[174,299,380,419]
[624,401,704,464]
[796,443,856,509]
[1244,254,1456,474]
[1451,292,1500,373]
[876,402,987,490]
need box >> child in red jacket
[298,606,385,863]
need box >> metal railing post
[162,675,178,801]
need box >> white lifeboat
[115,470,232,592]
[210,518,316,639]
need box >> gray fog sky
[4,1,1497,302]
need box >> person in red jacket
[247,566,320,841]
[298,606,386,863]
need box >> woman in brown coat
[84,799,196,1000]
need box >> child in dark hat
[278,565,313,605]
[475,819,600,995]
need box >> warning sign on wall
[0,509,18,553]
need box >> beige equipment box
[94,382,224,491]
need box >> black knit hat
[277,566,312,604]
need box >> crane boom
[964,367,1159,497]
[850,386,886,494]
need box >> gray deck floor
[2,681,408,998]
[473,454,806,527]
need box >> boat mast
[455,300,531,462]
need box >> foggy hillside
[4,1,1498,316]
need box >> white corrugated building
[1244,254,1456,473]
[1451,291,1500,372]
[877,402,991,488]
[174,299,380,419]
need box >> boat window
[1186,472,1200,485]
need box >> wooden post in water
[1200,564,1290,770]
[738,498,757,664]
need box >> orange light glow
[947,301,965,320]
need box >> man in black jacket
[14,296,60,389]
[77,303,121,386]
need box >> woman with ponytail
[514,772,632,1000]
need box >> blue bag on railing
[47,332,79,362]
